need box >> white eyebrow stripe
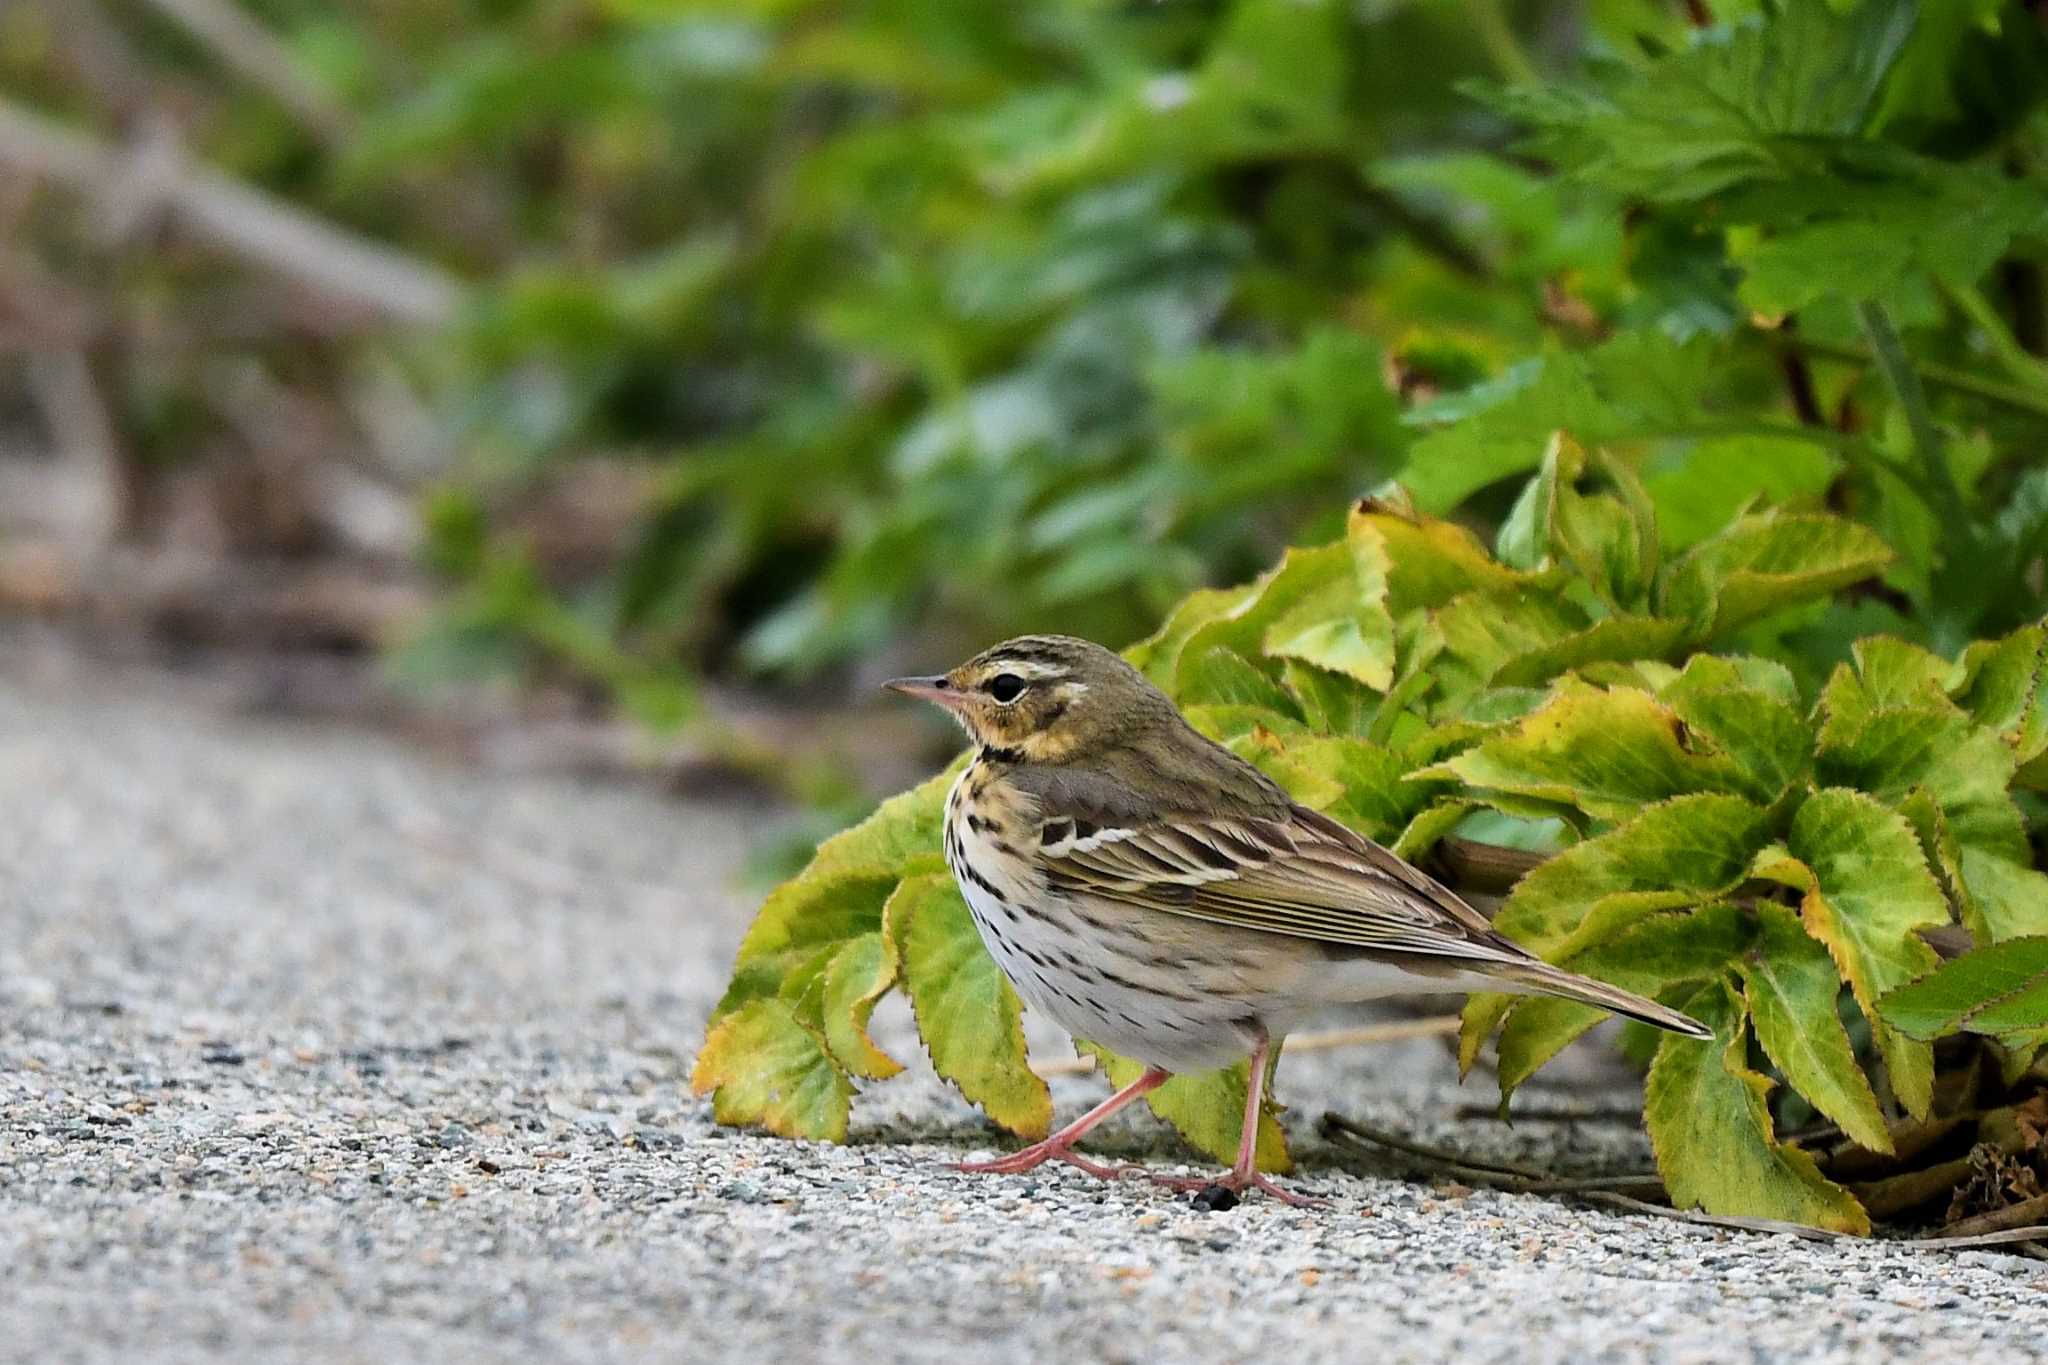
[982,658,1067,680]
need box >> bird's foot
[953,1142,1123,1180]
[1140,1168,1328,1209]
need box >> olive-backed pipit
[885,634,1709,1205]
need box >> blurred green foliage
[5,0,2048,714]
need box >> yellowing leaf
[1494,903,1754,1098]
[719,767,959,1019]
[1738,906,1892,1154]
[1783,789,1948,1119]
[821,932,902,1080]
[1644,983,1870,1235]
[1951,625,2048,768]
[1817,706,2027,862]
[1178,541,1395,693]
[1420,679,1747,822]
[888,872,1051,1141]
[1960,850,2048,945]
[1490,794,1771,963]
[1270,735,1443,842]
[1124,583,1259,686]
[1660,511,1894,642]
[1081,1044,1290,1173]
[796,767,957,884]
[1350,494,1529,615]
[1660,655,1814,804]
[691,999,853,1143]
[1262,529,1396,689]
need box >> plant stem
[1856,300,1972,533]
[1784,334,2048,420]
[1947,281,2048,390]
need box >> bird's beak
[881,675,964,709]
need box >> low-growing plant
[697,458,2048,1231]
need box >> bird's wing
[1035,800,1533,965]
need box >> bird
[883,634,1711,1205]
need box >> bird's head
[883,634,1167,763]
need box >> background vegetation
[6,0,2048,1232]
[9,0,2041,714]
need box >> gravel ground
[4,656,2046,1365]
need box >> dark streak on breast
[958,859,1008,903]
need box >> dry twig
[0,97,458,323]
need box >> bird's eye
[987,673,1026,703]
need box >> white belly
[942,767,1265,1073]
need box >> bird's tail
[1492,960,1714,1039]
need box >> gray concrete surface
[4,656,2046,1364]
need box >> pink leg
[955,1066,1170,1180]
[1224,1034,1322,1206]
[1145,1035,1324,1208]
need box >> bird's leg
[1141,1035,1325,1207]
[954,1066,1170,1179]
[1220,1033,1322,1207]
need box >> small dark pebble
[199,1047,245,1066]
[1190,1184,1240,1213]
[475,1158,503,1175]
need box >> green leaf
[1178,541,1395,693]
[1880,937,2048,1046]
[1398,333,1709,513]
[1660,656,1815,804]
[1420,679,1748,822]
[1182,704,1315,746]
[766,769,957,900]
[1350,494,1528,614]
[1952,625,2048,767]
[1782,788,1948,1119]
[713,772,958,1018]
[1082,1045,1289,1173]
[1738,905,1892,1155]
[1490,794,1772,962]
[1477,0,1915,202]
[1390,799,1474,862]
[1959,850,2048,946]
[1660,511,1895,642]
[1816,705,2027,861]
[691,999,854,1143]
[1493,434,1659,610]
[717,870,902,1018]
[1494,903,1755,1099]
[1178,646,1305,718]
[1125,584,1257,687]
[1223,727,1350,809]
[1281,660,1379,736]
[888,872,1051,1140]
[1469,611,1690,693]
[1276,736,1443,843]
[1844,635,1954,711]
[1644,983,1870,1235]
[1642,436,1839,550]
[1463,798,1769,1075]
